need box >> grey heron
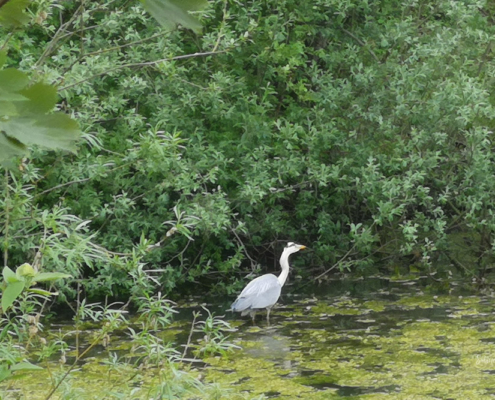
[231,242,306,324]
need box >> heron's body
[231,242,305,323]
[231,274,281,317]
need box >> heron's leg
[266,308,271,325]
[251,311,256,324]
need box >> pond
[3,277,495,399]
[198,277,495,399]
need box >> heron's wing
[231,274,282,311]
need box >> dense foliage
[2,0,495,300]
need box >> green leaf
[28,288,59,296]
[2,266,20,284]
[0,322,13,341]
[0,68,29,92]
[0,132,27,163]
[10,361,43,372]
[0,101,20,116]
[1,281,25,311]
[0,365,11,383]
[0,91,28,102]
[177,225,195,241]
[0,0,31,28]
[0,112,80,152]
[32,272,72,282]
[18,82,58,114]
[0,69,81,163]
[140,0,208,32]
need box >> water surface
[199,277,495,399]
[4,277,495,399]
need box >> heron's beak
[300,245,306,250]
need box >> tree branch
[57,31,171,81]
[342,28,379,62]
[58,50,227,91]
[36,2,87,67]
[35,178,91,197]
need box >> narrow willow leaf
[1,281,25,311]
[10,362,43,372]
[140,0,208,32]
[0,0,31,28]
[32,272,72,282]
[177,225,195,241]
[28,288,59,297]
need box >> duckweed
[4,279,495,399]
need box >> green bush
[2,0,495,298]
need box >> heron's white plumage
[231,242,306,323]
[238,274,278,297]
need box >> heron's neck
[278,250,291,286]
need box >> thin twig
[56,24,100,41]
[441,250,470,274]
[0,30,15,51]
[36,2,87,67]
[342,28,379,62]
[75,283,80,358]
[311,222,377,282]
[182,311,200,360]
[34,161,135,199]
[44,329,107,400]
[312,243,357,282]
[58,50,227,91]
[231,228,257,270]
[176,76,208,90]
[3,169,9,267]
[58,31,172,80]
[35,178,91,197]
[212,0,228,52]
[88,242,132,257]
[83,31,169,58]
[167,239,193,266]
[477,40,493,76]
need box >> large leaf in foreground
[0,133,26,161]
[1,114,79,151]
[0,67,81,162]
[140,0,208,32]
[1,281,25,311]
[0,68,29,93]
[32,272,72,283]
[0,0,30,28]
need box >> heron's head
[285,242,306,254]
